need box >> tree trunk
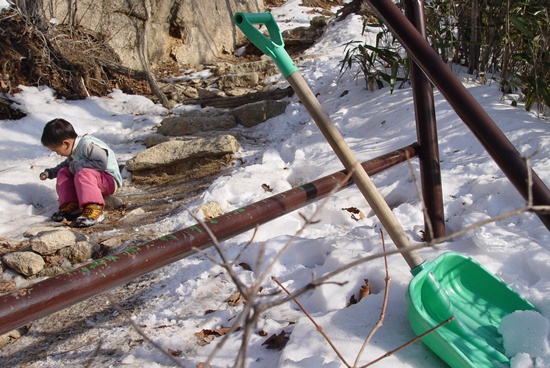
[138,0,170,108]
[468,0,480,74]
[15,0,47,29]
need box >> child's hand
[39,172,48,180]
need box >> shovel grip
[234,12,299,78]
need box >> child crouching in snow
[39,118,122,227]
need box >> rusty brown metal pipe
[404,0,445,240]
[367,0,550,230]
[0,144,418,335]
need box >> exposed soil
[80,154,236,246]
[0,8,151,102]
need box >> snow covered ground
[1,0,549,367]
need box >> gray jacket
[44,135,122,188]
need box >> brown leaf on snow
[261,183,273,192]
[225,290,246,306]
[261,331,290,350]
[358,279,371,301]
[239,262,252,271]
[342,207,365,221]
[155,324,172,329]
[168,348,182,356]
[195,327,234,345]
[349,279,371,306]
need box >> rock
[213,60,276,76]
[197,87,226,99]
[0,328,25,349]
[125,134,239,172]
[104,195,124,210]
[0,280,16,294]
[58,241,98,263]
[30,229,88,256]
[157,109,237,136]
[120,208,146,223]
[161,84,201,101]
[217,72,260,90]
[158,98,289,136]
[144,133,172,148]
[195,201,224,220]
[24,225,65,238]
[232,100,290,127]
[0,238,26,256]
[36,266,69,278]
[100,235,133,255]
[282,16,328,45]
[45,0,265,70]
[310,15,329,29]
[2,251,45,277]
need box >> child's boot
[74,203,104,227]
[51,202,81,222]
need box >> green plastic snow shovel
[234,12,537,368]
[408,252,536,367]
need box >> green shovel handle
[234,12,299,78]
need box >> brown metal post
[404,0,445,240]
[0,144,418,335]
[367,0,550,230]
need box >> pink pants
[57,167,116,208]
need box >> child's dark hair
[41,118,78,147]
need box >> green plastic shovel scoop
[234,11,537,367]
[408,252,536,367]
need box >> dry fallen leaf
[225,291,245,306]
[342,207,365,221]
[349,279,371,306]
[261,183,273,192]
[168,348,182,356]
[239,262,252,271]
[358,279,371,301]
[261,331,289,350]
[195,327,233,345]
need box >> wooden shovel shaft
[287,73,424,269]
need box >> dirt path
[77,155,234,245]
[0,155,237,366]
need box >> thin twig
[360,317,455,367]
[272,277,352,367]
[260,241,427,311]
[253,169,355,304]
[192,215,249,295]
[353,229,391,367]
[83,339,102,368]
[106,294,187,368]
[232,225,260,266]
[200,170,354,367]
